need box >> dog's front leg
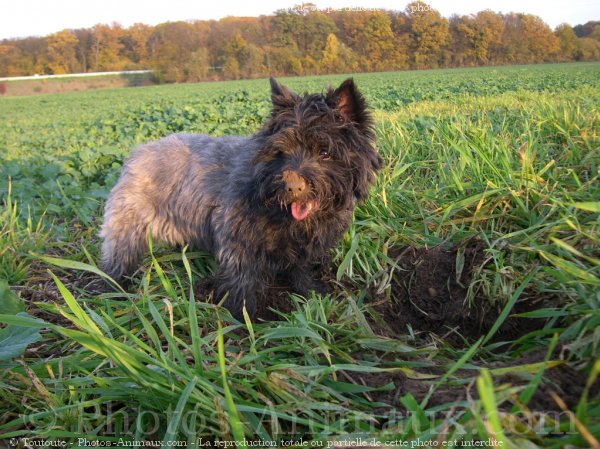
[287,265,328,298]
[215,262,268,320]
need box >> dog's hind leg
[100,187,157,282]
[100,220,150,281]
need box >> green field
[1,63,599,447]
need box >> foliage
[0,281,41,362]
[0,4,599,80]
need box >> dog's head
[253,77,381,221]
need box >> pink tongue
[291,200,318,220]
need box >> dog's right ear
[333,78,371,130]
[270,77,299,111]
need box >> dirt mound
[374,240,543,344]
[351,353,599,414]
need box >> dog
[100,77,381,319]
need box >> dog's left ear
[333,79,381,201]
[333,78,370,129]
[270,77,299,112]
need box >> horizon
[2,0,599,41]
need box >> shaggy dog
[100,78,381,318]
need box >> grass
[0,62,599,447]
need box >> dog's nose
[287,180,305,194]
[283,170,306,196]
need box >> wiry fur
[100,78,381,319]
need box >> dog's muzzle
[283,170,306,196]
[282,170,318,220]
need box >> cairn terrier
[101,78,381,318]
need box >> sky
[1,0,599,40]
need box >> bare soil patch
[373,241,546,345]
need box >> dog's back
[100,133,254,279]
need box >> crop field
[0,62,599,447]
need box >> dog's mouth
[291,200,318,221]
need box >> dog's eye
[320,149,331,160]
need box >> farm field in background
[0,71,156,97]
[0,62,599,446]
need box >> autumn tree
[0,37,48,76]
[473,11,504,63]
[501,13,560,63]
[242,44,267,78]
[321,33,357,73]
[405,2,450,69]
[575,38,600,60]
[121,23,153,66]
[450,14,475,66]
[185,47,211,81]
[265,46,303,76]
[91,23,128,71]
[450,11,504,66]
[223,56,241,80]
[47,30,79,74]
[555,24,579,61]
[0,44,24,76]
[270,4,337,74]
[148,21,207,82]
[273,5,337,59]
[522,14,560,61]
[72,28,93,72]
[573,21,600,37]
[222,31,249,79]
[388,11,412,69]
[339,10,406,71]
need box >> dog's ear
[331,79,379,200]
[333,78,370,128]
[270,77,299,111]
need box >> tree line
[1,2,599,82]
